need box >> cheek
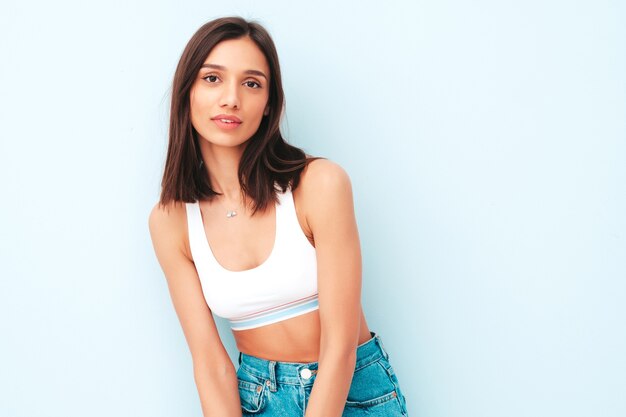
[251,95,270,118]
[189,92,209,124]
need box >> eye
[244,80,261,89]
[203,74,220,83]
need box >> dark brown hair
[158,16,321,213]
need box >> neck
[199,141,246,204]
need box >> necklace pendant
[226,210,237,218]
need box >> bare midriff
[233,306,372,362]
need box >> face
[189,36,270,150]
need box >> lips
[212,114,242,123]
[211,114,242,130]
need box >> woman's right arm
[148,203,242,417]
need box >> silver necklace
[216,190,242,219]
[223,199,242,219]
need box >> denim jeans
[236,331,409,416]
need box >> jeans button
[300,368,312,379]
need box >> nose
[219,80,240,109]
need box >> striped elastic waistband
[229,294,319,331]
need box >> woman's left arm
[301,160,363,417]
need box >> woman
[149,16,409,417]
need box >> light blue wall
[1,1,624,416]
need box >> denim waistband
[237,331,390,387]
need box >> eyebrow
[200,63,268,80]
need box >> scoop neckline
[195,192,282,274]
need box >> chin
[213,138,252,149]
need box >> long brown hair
[158,16,321,213]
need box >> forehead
[203,36,269,75]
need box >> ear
[263,106,270,116]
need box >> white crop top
[185,185,319,331]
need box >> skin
[149,36,371,417]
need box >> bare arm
[299,160,363,417]
[148,203,242,417]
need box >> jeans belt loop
[268,360,278,392]
[376,334,390,360]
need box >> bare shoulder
[148,200,186,237]
[296,159,355,233]
[148,200,191,261]
[299,158,352,196]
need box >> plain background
[1,1,624,416]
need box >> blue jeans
[236,331,409,416]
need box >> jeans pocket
[345,359,400,409]
[379,359,409,416]
[237,368,267,414]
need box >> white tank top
[185,185,319,331]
